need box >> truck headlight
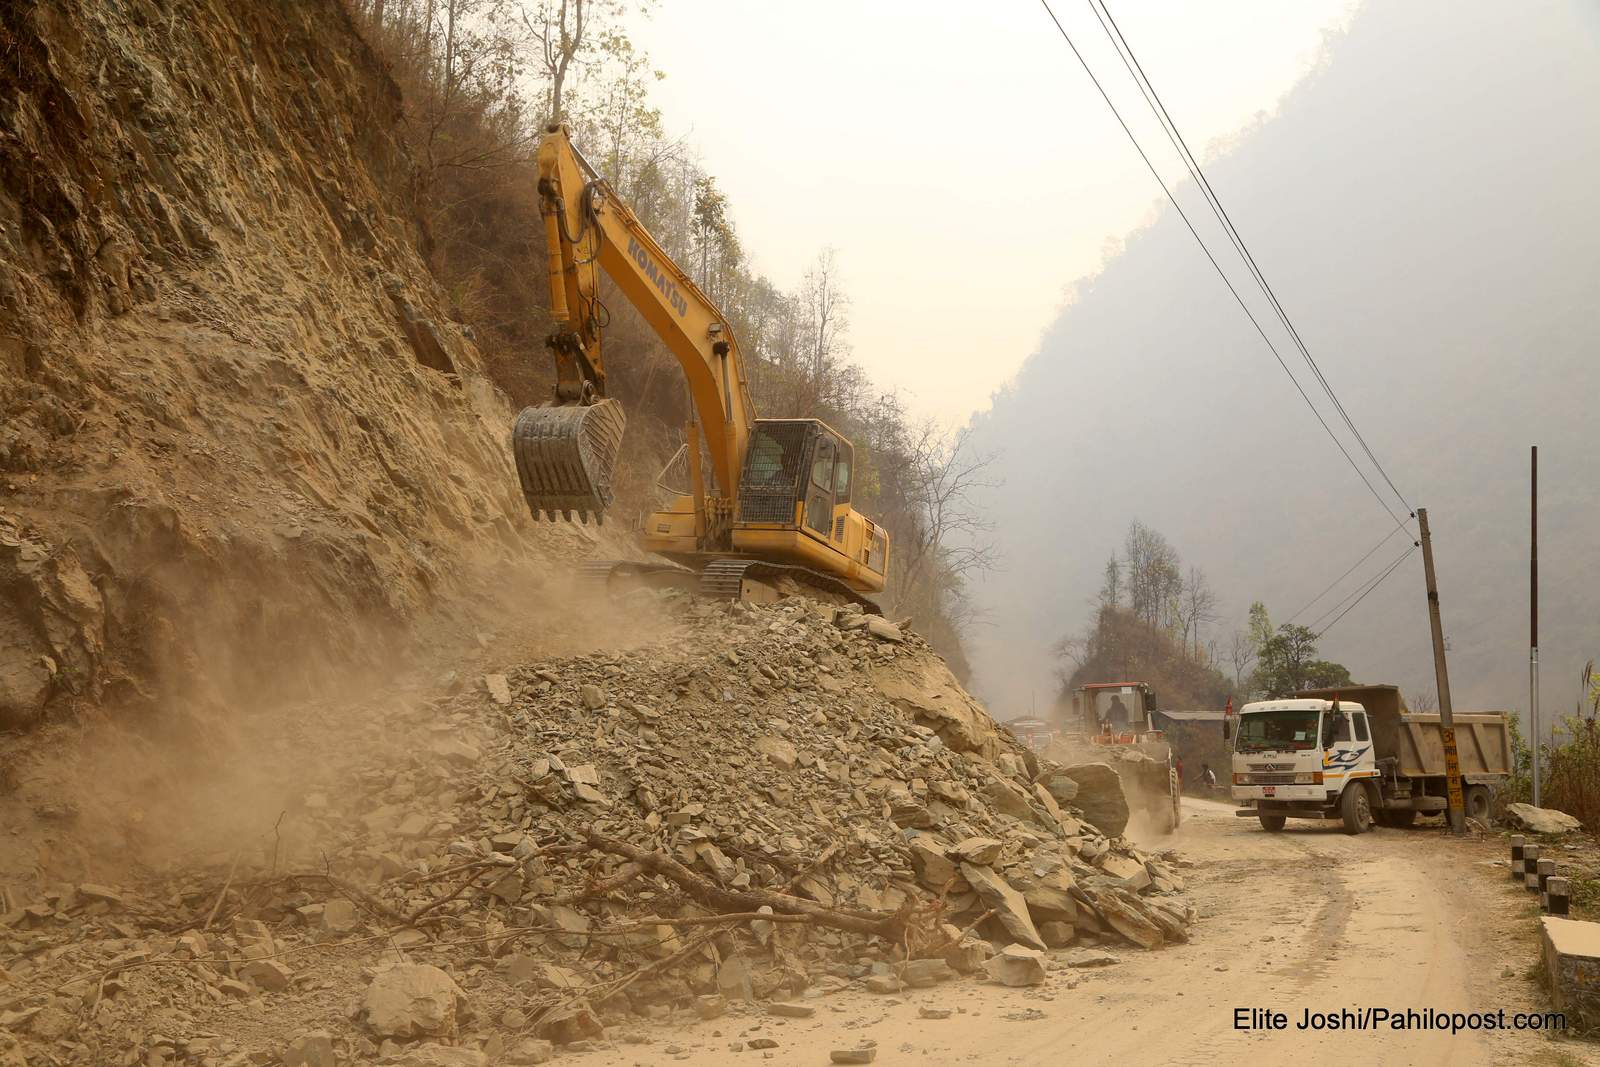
[1293,772,1324,785]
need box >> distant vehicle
[1004,717,1055,752]
[1229,684,1511,834]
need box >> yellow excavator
[512,125,889,605]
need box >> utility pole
[1418,508,1466,834]
[1531,446,1542,807]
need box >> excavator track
[698,558,882,614]
[577,559,700,596]
[577,557,881,613]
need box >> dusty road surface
[632,800,1592,1067]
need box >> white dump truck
[1229,684,1511,833]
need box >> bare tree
[1097,553,1121,609]
[889,421,1000,625]
[521,0,617,123]
[798,247,850,406]
[1408,689,1437,712]
[1228,629,1256,692]
[1178,566,1220,657]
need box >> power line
[1315,543,1418,639]
[1305,543,1405,634]
[1085,0,1414,520]
[1034,0,1406,527]
[1284,517,1415,625]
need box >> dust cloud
[0,560,684,886]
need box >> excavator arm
[513,124,756,524]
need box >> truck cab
[1231,698,1380,833]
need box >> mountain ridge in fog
[965,0,1600,724]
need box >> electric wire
[1035,0,1406,528]
[1085,0,1414,520]
[1305,543,1406,634]
[1314,543,1418,638]
[1284,517,1414,625]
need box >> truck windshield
[1236,710,1321,753]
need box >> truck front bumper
[1233,785,1337,804]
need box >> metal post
[1531,446,1541,807]
[1418,509,1466,834]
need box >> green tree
[1247,601,1273,652]
[1253,623,1352,697]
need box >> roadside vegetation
[344,0,994,674]
[1053,520,1353,712]
[1501,663,1600,832]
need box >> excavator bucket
[512,399,626,523]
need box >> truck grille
[1242,773,1298,785]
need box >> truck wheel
[1258,814,1286,832]
[1340,784,1373,835]
[1465,786,1491,823]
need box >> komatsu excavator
[512,125,889,605]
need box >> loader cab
[1072,682,1160,742]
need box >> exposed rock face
[0,0,597,729]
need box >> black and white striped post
[1523,844,1543,890]
[1510,835,1526,880]
[1537,858,1556,897]
[1545,876,1570,916]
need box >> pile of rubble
[0,592,1195,1066]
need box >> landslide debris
[0,593,1194,1065]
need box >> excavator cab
[635,418,888,594]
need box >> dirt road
[641,799,1590,1067]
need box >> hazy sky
[640,0,1355,424]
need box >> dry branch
[585,830,913,942]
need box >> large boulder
[869,656,1006,757]
[960,863,1045,950]
[982,943,1048,987]
[1059,763,1130,837]
[363,964,469,1039]
[1508,803,1582,835]
[1090,889,1164,950]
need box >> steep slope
[0,0,603,727]
[964,0,1600,714]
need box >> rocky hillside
[0,590,1193,1066]
[0,0,606,729]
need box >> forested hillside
[963,0,1600,720]
[354,0,988,675]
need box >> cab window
[1354,712,1369,742]
[832,443,852,504]
[810,436,835,491]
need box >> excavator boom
[514,125,754,523]
[513,125,890,598]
